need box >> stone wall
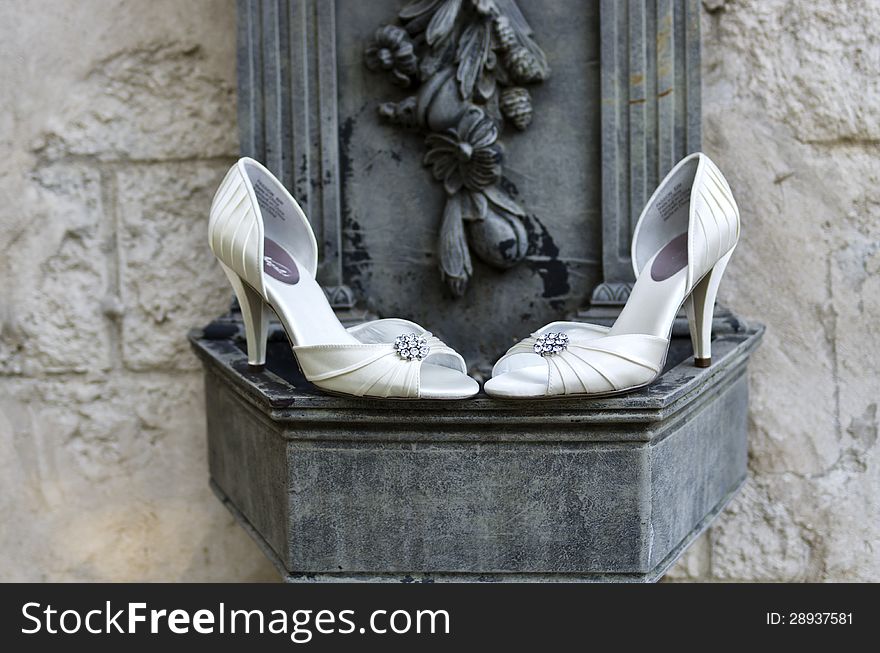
[0,0,876,581]
[0,0,275,580]
[667,0,880,581]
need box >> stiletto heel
[220,262,271,370]
[685,247,734,368]
[209,158,478,399]
[486,152,740,398]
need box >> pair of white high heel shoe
[208,152,739,400]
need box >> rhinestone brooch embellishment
[394,333,430,361]
[534,331,569,356]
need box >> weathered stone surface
[0,373,275,581]
[695,0,880,581]
[663,533,711,582]
[704,0,880,144]
[0,0,276,581]
[32,41,237,163]
[117,163,232,371]
[0,163,112,374]
[710,477,814,581]
[703,114,841,477]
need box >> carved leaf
[466,190,489,221]
[483,184,526,217]
[426,0,463,46]
[494,0,534,37]
[418,43,453,82]
[476,69,496,102]
[402,10,434,48]
[400,0,442,20]
[455,22,491,100]
[438,194,473,296]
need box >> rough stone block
[117,163,234,371]
[704,0,880,143]
[0,372,276,581]
[663,532,711,581]
[31,41,237,162]
[0,163,112,375]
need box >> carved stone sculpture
[364,0,549,296]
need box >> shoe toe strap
[295,321,468,398]
[346,318,467,374]
[545,334,668,395]
[292,344,421,398]
[492,321,611,377]
[346,317,429,343]
[421,336,467,374]
[494,332,667,396]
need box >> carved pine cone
[500,87,532,130]
[505,47,543,84]
[493,15,517,50]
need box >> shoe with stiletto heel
[485,152,739,399]
[209,157,479,400]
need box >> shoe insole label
[656,182,692,222]
[252,178,290,224]
[264,237,300,284]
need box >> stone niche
[192,0,763,581]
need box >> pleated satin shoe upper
[208,158,318,301]
[488,323,668,397]
[486,152,740,399]
[294,319,469,399]
[208,157,479,400]
[631,153,740,291]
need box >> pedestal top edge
[188,319,764,425]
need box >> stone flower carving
[424,107,502,194]
[364,25,418,87]
[365,0,549,296]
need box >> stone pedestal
[191,314,763,582]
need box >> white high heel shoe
[485,152,739,399]
[209,157,479,399]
